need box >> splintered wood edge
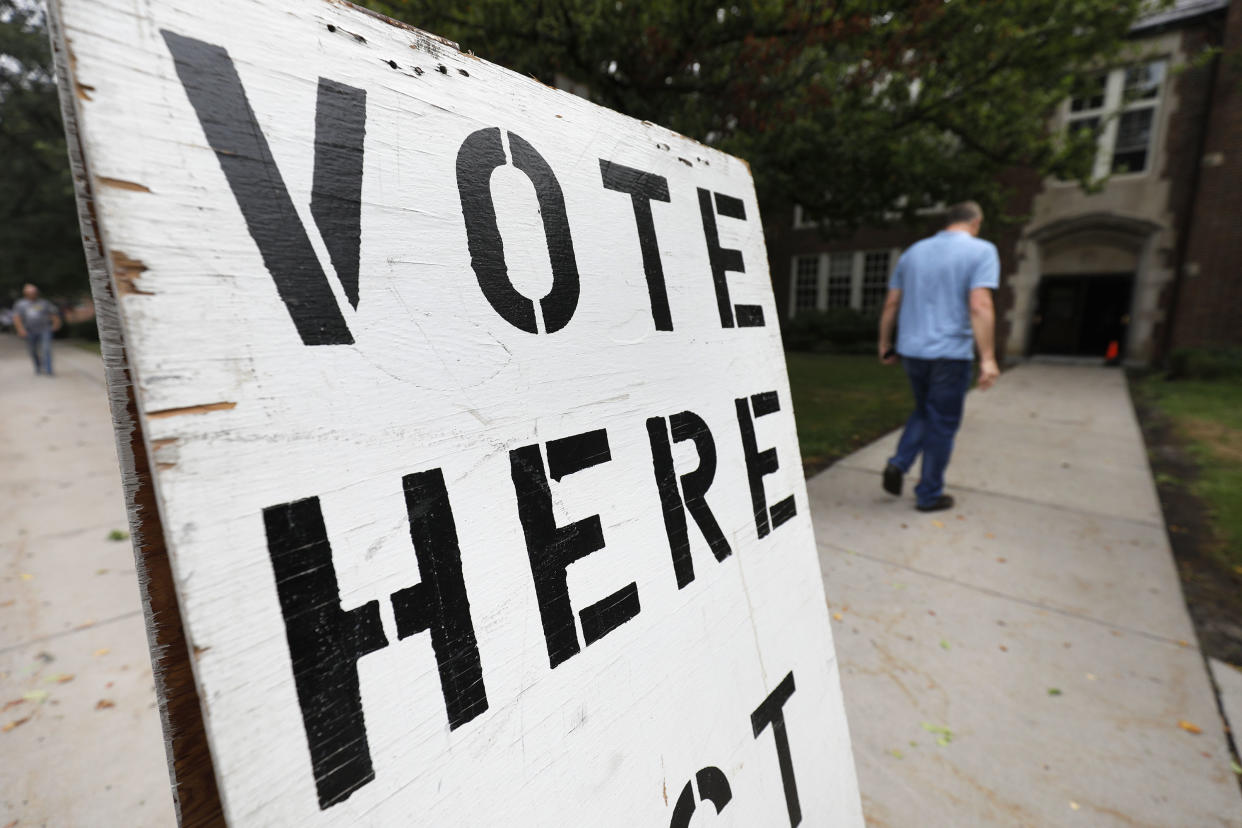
[46,3,226,825]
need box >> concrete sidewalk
[0,337,174,827]
[811,363,1242,827]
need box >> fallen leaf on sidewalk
[93,648,110,657]
[1086,673,1096,681]
[832,613,843,621]
[0,600,14,608]
[95,568,109,575]
[45,674,73,684]
[921,722,953,746]
[2,699,23,712]
[888,749,904,759]
[106,529,128,541]
[984,532,996,539]
[1178,720,1202,734]
[94,699,115,710]
[22,690,48,704]
[1176,640,1190,648]
[996,557,1007,563]
[1069,802,1080,811]
[18,573,33,581]
[999,645,1008,652]
[939,640,951,650]
[1048,688,1062,696]
[2,716,31,733]
[930,520,944,529]
[1230,760,1241,775]
[892,582,907,590]
[956,515,965,521]
[74,620,96,631]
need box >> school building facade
[765,0,1241,365]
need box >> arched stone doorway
[1005,213,1167,363]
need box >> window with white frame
[1063,58,1166,180]
[788,249,899,318]
[826,252,853,308]
[792,255,819,312]
[860,251,893,311]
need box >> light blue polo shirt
[888,230,1000,360]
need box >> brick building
[766,0,1240,365]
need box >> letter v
[162,31,364,345]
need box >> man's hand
[878,287,902,365]
[977,357,1000,390]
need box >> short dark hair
[944,201,983,226]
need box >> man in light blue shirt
[877,201,1000,512]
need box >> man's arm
[970,287,999,390]
[878,288,901,364]
[12,305,25,338]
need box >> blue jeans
[26,330,53,375]
[888,357,972,507]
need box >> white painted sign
[51,0,862,824]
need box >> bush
[63,318,100,342]
[1167,347,1242,381]
[780,307,878,352]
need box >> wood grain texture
[50,0,862,824]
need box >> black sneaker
[882,463,903,496]
[916,495,955,513]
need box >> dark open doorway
[1030,274,1133,358]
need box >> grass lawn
[783,352,913,474]
[1133,375,1242,567]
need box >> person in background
[877,201,1001,512]
[13,283,62,376]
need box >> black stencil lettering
[162,31,358,346]
[751,671,802,827]
[696,766,733,812]
[736,391,797,539]
[579,582,641,646]
[698,187,764,328]
[646,412,731,589]
[713,192,746,220]
[670,780,696,827]
[510,429,640,668]
[262,497,388,809]
[456,128,581,334]
[311,79,367,309]
[669,766,733,827]
[389,469,488,729]
[599,160,673,331]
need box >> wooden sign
[48,0,862,824]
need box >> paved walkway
[0,337,174,827]
[3,340,1240,826]
[811,362,1242,827]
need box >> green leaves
[0,1,88,300]
[368,0,1154,232]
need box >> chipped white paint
[51,0,861,824]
